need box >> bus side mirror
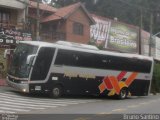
[3,49,11,59]
[26,54,36,65]
[4,49,14,59]
[4,49,8,59]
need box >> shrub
[151,63,160,93]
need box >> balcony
[41,31,66,42]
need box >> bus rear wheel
[50,85,63,98]
[118,88,128,99]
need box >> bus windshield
[8,44,38,78]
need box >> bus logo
[98,71,138,96]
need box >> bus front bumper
[6,77,29,93]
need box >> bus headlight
[22,89,26,92]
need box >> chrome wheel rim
[121,89,126,99]
[53,88,60,97]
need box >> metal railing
[41,32,66,41]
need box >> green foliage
[151,63,160,93]
[54,0,160,34]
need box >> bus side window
[75,52,94,68]
[55,50,78,66]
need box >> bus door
[30,47,55,81]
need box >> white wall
[0,0,28,9]
[17,9,25,24]
[0,0,28,26]
[141,30,150,56]
[155,37,160,60]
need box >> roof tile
[41,2,81,22]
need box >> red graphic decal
[98,71,138,95]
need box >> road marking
[96,112,112,116]
[0,110,16,114]
[150,100,157,103]
[112,108,127,112]
[0,98,71,106]
[0,92,98,103]
[105,112,112,114]
[0,94,92,105]
[139,102,149,105]
[99,112,112,114]
[4,92,101,100]
[127,105,139,108]
[147,101,154,103]
[0,103,45,110]
[0,91,101,113]
[0,107,30,112]
[0,101,58,108]
[74,117,91,120]
[99,112,109,114]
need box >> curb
[150,93,160,95]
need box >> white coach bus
[6,41,154,99]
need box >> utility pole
[36,0,40,41]
[139,8,143,55]
[25,0,29,30]
[149,12,153,56]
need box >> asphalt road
[0,86,160,120]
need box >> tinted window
[55,49,152,73]
[55,49,94,67]
[9,44,38,78]
[31,47,55,81]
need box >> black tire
[50,85,63,98]
[118,88,128,100]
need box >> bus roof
[20,41,153,61]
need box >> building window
[0,11,10,26]
[73,22,84,35]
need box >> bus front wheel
[50,85,63,98]
[118,88,128,99]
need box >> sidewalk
[0,78,7,86]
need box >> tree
[91,0,160,34]
[41,0,160,34]
[151,63,160,93]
